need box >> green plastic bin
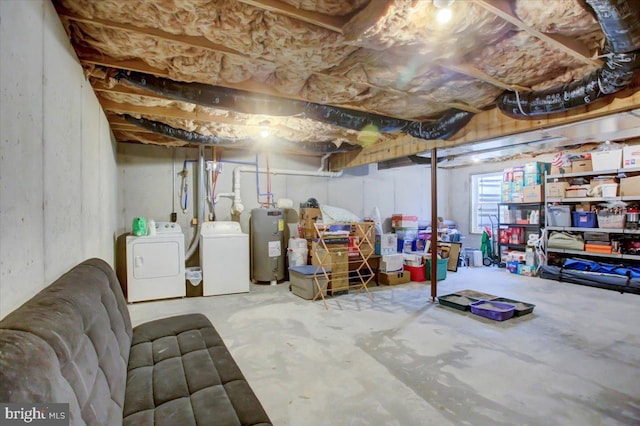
[425,258,448,281]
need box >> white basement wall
[117,144,449,261]
[444,154,556,250]
[0,0,118,318]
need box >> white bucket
[472,250,483,267]
[601,183,618,198]
[288,248,308,267]
[288,237,308,250]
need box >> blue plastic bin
[572,211,597,228]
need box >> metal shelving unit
[543,164,640,292]
[497,202,544,261]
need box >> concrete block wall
[0,1,118,317]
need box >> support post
[430,148,438,302]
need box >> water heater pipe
[229,166,343,215]
[185,146,206,260]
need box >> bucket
[287,248,308,267]
[472,250,483,267]
[288,237,308,250]
[601,183,618,198]
[185,267,202,297]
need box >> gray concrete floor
[128,267,640,426]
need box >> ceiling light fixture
[259,121,270,139]
[433,0,454,24]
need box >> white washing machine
[200,221,250,296]
[125,222,185,303]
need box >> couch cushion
[0,258,132,425]
[124,314,271,426]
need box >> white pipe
[318,153,331,172]
[230,166,342,215]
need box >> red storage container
[403,264,426,282]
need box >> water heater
[250,208,285,283]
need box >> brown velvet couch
[0,258,271,426]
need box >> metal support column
[430,148,438,302]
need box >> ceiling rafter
[55,6,273,67]
[235,0,351,33]
[474,0,602,68]
[439,62,531,93]
[60,7,498,115]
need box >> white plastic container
[591,149,622,171]
[601,183,618,198]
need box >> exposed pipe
[498,0,640,117]
[319,153,331,171]
[228,166,342,216]
[185,146,206,261]
[123,114,360,152]
[117,73,473,142]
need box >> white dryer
[200,221,250,296]
[125,222,185,303]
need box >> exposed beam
[440,62,531,92]
[474,0,601,68]
[235,0,349,33]
[55,6,273,67]
[341,0,393,42]
[81,54,418,119]
[64,9,488,114]
[330,88,640,170]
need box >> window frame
[470,171,502,235]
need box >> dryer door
[132,241,181,279]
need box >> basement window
[470,172,502,234]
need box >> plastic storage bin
[289,265,329,300]
[597,211,626,229]
[572,211,597,228]
[547,205,571,227]
[470,300,516,321]
[425,258,447,281]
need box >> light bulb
[437,7,452,24]
[260,127,270,139]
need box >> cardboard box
[377,271,410,286]
[524,161,550,175]
[512,166,525,183]
[620,175,640,196]
[524,172,543,186]
[547,182,570,198]
[299,207,322,239]
[375,233,398,255]
[391,214,419,228]
[511,192,524,203]
[550,165,572,175]
[380,253,404,272]
[591,149,622,171]
[623,145,640,168]
[523,184,543,203]
[572,159,592,172]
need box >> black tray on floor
[438,293,479,311]
[489,297,535,316]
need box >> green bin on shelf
[425,258,448,281]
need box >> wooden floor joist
[330,89,640,170]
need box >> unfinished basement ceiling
[52,0,640,167]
